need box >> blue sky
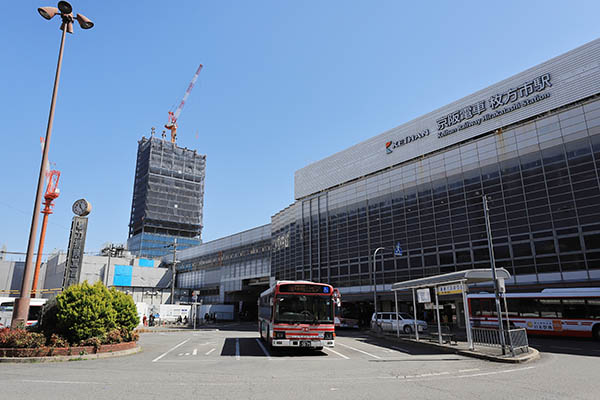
[1,1,599,260]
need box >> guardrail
[472,327,529,355]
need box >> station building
[172,39,600,318]
[271,39,600,304]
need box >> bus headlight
[324,332,334,340]
[275,331,286,339]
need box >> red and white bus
[469,288,600,340]
[258,281,339,350]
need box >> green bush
[109,288,139,332]
[39,281,140,346]
[41,281,117,344]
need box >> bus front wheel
[593,324,600,341]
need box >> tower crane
[165,63,203,144]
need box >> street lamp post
[482,194,507,354]
[372,247,385,328]
[11,1,93,328]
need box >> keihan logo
[385,141,393,154]
[385,129,430,154]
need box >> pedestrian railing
[472,327,529,356]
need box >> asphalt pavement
[0,324,598,399]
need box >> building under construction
[127,136,206,258]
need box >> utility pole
[166,239,178,304]
[372,247,385,329]
[482,194,506,355]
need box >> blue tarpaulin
[139,258,154,268]
[113,264,132,286]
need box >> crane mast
[165,63,203,144]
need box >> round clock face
[72,198,91,216]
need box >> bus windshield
[275,294,333,324]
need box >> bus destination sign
[279,284,330,294]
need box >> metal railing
[472,327,529,355]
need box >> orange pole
[31,210,50,298]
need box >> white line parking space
[336,342,382,359]
[152,338,191,362]
[323,347,350,359]
[255,338,272,359]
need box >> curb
[368,331,540,364]
[0,345,142,363]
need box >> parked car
[371,312,427,334]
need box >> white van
[371,312,427,334]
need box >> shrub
[42,281,117,344]
[109,288,139,332]
[0,328,46,348]
[103,328,124,344]
[79,336,102,349]
[48,333,68,348]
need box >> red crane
[31,169,60,297]
[165,64,203,144]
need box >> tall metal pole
[171,238,177,304]
[12,25,67,327]
[31,212,50,298]
[372,247,384,327]
[106,248,112,287]
[412,288,419,340]
[482,194,506,354]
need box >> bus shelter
[390,268,511,350]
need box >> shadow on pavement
[527,336,599,357]
[336,329,463,359]
[219,337,330,358]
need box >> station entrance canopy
[390,268,511,349]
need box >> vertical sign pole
[412,288,419,340]
[461,281,474,350]
[394,290,400,338]
[434,285,442,345]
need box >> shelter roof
[391,268,511,291]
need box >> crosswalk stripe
[192,349,198,356]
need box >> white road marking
[455,366,535,379]
[205,348,215,355]
[184,353,190,356]
[255,338,272,360]
[22,380,102,385]
[177,353,183,356]
[459,368,480,373]
[337,342,382,359]
[192,348,198,356]
[235,338,240,360]
[323,347,350,359]
[152,338,191,362]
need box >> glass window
[584,234,600,250]
[534,240,556,255]
[587,299,600,318]
[558,237,582,252]
[539,298,562,318]
[561,299,586,319]
[512,243,532,257]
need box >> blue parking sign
[394,242,403,256]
